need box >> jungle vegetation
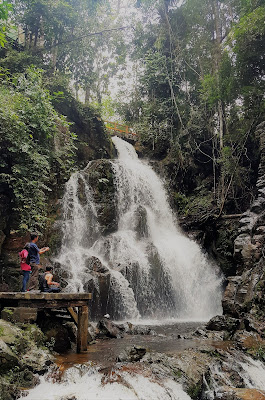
[0,0,264,231]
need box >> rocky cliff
[0,92,114,292]
[222,122,265,331]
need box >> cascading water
[19,363,192,400]
[203,351,265,399]
[56,136,223,321]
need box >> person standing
[19,243,31,292]
[28,232,50,292]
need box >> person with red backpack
[19,243,31,292]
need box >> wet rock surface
[0,319,53,400]
[0,339,19,372]
[117,345,146,362]
[206,315,240,333]
[96,317,123,339]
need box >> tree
[0,1,11,47]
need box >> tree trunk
[52,42,58,70]
[85,85,90,105]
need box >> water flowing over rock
[18,363,193,400]
[203,351,265,399]
[56,136,223,321]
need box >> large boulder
[1,307,38,324]
[0,339,19,372]
[206,315,240,333]
[96,317,124,338]
[0,319,23,345]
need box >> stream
[19,321,265,400]
[19,321,205,400]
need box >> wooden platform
[0,292,92,353]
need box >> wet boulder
[206,315,240,332]
[83,256,112,319]
[117,345,146,362]
[21,347,52,374]
[0,339,19,373]
[96,317,122,338]
[96,317,124,338]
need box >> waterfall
[56,136,223,321]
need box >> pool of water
[56,321,232,371]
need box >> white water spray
[19,364,192,400]
[56,136,223,320]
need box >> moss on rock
[0,319,53,399]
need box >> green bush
[0,66,75,232]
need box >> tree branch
[35,26,132,51]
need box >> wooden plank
[76,305,89,353]
[0,293,92,300]
[67,307,78,326]
[15,300,90,309]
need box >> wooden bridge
[0,292,92,353]
[104,120,138,142]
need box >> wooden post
[67,307,78,326]
[76,305,89,353]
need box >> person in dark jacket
[28,232,49,292]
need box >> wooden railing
[104,120,137,141]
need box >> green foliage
[232,6,265,86]
[113,0,265,215]
[200,74,220,108]
[184,192,214,219]
[0,1,12,47]
[172,192,188,214]
[0,49,41,73]
[0,66,75,232]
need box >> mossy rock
[0,339,19,373]
[0,319,23,346]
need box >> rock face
[0,319,52,399]
[52,93,113,168]
[84,160,117,235]
[223,122,265,324]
